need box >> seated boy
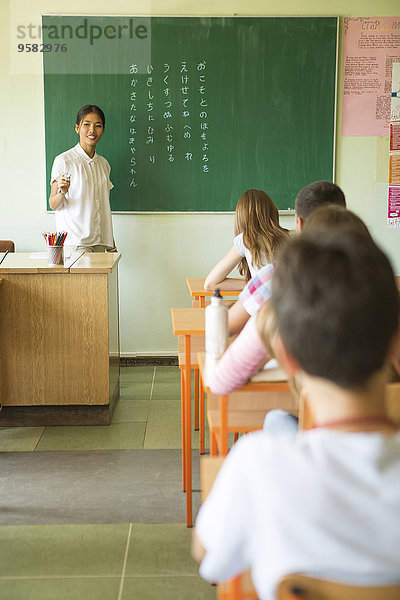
[192,230,400,599]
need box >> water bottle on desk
[205,289,228,384]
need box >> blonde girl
[204,189,289,290]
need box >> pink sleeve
[208,315,268,394]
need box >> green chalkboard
[43,16,337,212]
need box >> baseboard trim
[120,355,178,366]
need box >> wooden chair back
[0,240,14,252]
[385,382,400,424]
[277,573,400,599]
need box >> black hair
[271,231,399,388]
[75,105,105,128]
[295,181,346,221]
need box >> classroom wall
[1,0,399,356]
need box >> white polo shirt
[196,429,400,600]
[51,143,114,247]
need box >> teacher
[49,104,116,252]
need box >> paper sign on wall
[388,62,400,227]
[342,17,400,137]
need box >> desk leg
[200,296,205,308]
[210,430,217,456]
[180,369,186,492]
[220,394,229,457]
[184,334,192,527]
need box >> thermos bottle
[205,288,228,359]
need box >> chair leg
[210,430,217,456]
[200,377,205,454]
[227,575,242,600]
[194,368,199,431]
[234,432,239,443]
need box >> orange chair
[385,382,400,424]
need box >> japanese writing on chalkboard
[197,60,209,173]
[127,59,210,190]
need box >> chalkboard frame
[43,15,338,214]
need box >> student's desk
[198,352,295,456]
[0,252,121,426]
[170,307,205,527]
[186,277,245,308]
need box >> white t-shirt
[50,143,114,247]
[233,232,268,278]
[196,429,400,600]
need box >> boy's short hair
[303,205,371,239]
[270,231,399,388]
[295,181,346,221]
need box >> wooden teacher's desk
[0,252,121,426]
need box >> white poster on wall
[388,62,400,228]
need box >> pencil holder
[47,243,64,266]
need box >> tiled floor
[0,366,216,599]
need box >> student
[49,105,116,252]
[204,189,289,291]
[227,181,346,335]
[193,230,400,599]
[208,206,372,395]
[294,179,346,229]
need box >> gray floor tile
[35,423,146,451]
[143,420,182,449]
[147,399,181,421]
[121,575,216,600]
[126,524,198,576]
[0,578,121,600]
[120,366,155,382]
[0,427,45,452]
[151,380,181,399]
[120,380,153,400]
[0,450,201,525]
[154,366,181,381]
[111,399,150,424]
[0,523,129,576]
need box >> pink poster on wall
[342,17,400,136]
[388,186,400,224]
